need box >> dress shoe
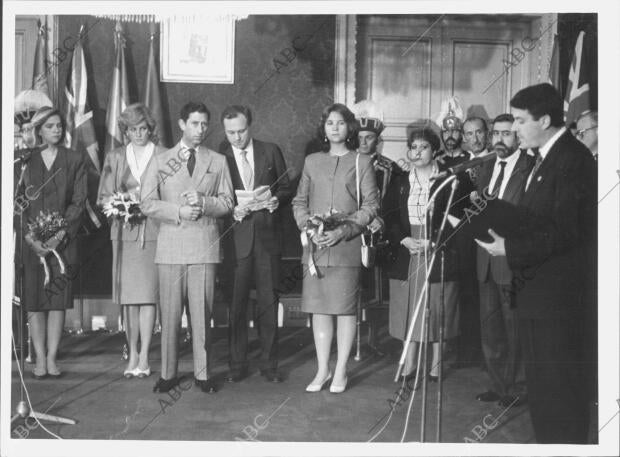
[133,367,151,378]
[225,368,249,383]
[498,394,525,408]
[259,368,283,383]
[476,391,501,402]
[152,377,178,393]
[195,378,217,394]
[398,371,417,383]
[329,376,348,394]
[305,372,332,392]
[124,368,136,379]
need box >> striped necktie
[526,148,541,191]
[186,148,196,176]
[240,149,253,190]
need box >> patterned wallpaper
[56,14,336,259]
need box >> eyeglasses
[575,125,597,140]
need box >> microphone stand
[395,175,458,442]
[11,159,77,428]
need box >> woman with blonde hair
[98,103,165,378]
[20,107,87,378]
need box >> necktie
[240,149,253,190]
[186,148,196,176]
[526,148,542,191]
[491,161,507,197]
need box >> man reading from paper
[219,105,293,384]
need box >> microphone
[14,147,39,164]
[431,152,497,180]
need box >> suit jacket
[97,144,166,242]
[382,162,474,282]
[140,142,234,264]
[292,151,379,267]
[476,150,533,284]
[505,131,596,320]
[220,139,294,259]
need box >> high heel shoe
[329,376,348,394]
[32,368,47,380]
[305,372,332,392]
[133,367,151,378]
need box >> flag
[564,31,591,125]
[105,21,130,153]
[144,25,170,148]
[547,33,560,90]
[32,18,49,96]
[64,25,103,229]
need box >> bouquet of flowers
[26,210,68,285]
[102,192,145,228]
[301,210,355,277]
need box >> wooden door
[356,14,541,164]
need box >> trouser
[158,263,216,381]
[519,318,589,443]
[479,277,520,396]
[229,239,279,372]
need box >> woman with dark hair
[20,107,87,378]
[383,126,472,382]
[97,103,165,378]
[293,103,379,393]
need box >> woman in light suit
[293,103,379,393]
[98,103,165,378]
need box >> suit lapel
[477,160,494,192]
[224,145,244,191]
[191,145,213,188]
[252,140,266,187]
[525,131,568,197]
[502,151,529,203]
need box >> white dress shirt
[487,149,520,199]
[126,142,154,185]
[525,126,566,189]
[232,139,255,190]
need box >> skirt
[301,266,360,315]
[389,252,460,342]
[112,240,158,305]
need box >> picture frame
[160,16,235,84]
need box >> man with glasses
[575,110,598,159]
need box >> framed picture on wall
[160,16,235,83]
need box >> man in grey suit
[474,113,533,407]
[141,102,234,393]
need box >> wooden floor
[9,322,537,444]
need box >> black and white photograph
[2,1,618,456]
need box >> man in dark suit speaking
[476,84,596,443]
[219,105,294,383]
[474,113,533,408]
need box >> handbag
[356,153,376,268]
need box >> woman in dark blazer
[293,103,379,393]
[383,126,472,381]
[21,107,87,378]
[98,103,164,378]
